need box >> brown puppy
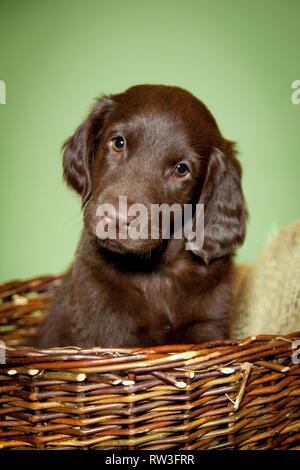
[35,85,247,348]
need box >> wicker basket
[0,275,300,450]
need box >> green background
[0,0,299,281]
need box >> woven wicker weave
[0,276,300,450]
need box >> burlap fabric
[231,220,300,338]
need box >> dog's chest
[139,268,196,329]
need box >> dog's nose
[104,204,137,233]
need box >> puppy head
[63,84,247,261]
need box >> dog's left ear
[62,96,113,206]
[193,147,248,264]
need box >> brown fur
[35,84,247,348]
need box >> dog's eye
[173,163,190,177]
[111,136,125,152]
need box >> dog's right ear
[62,96,113,205]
